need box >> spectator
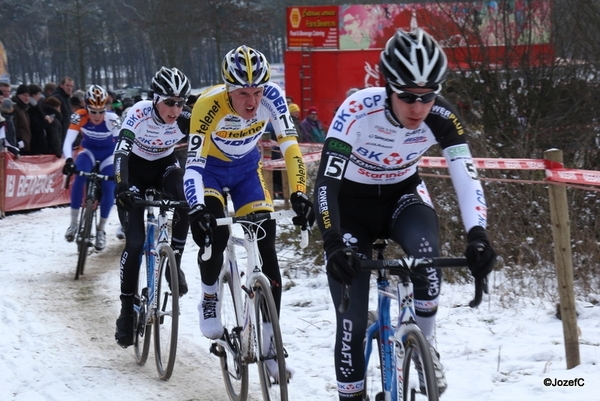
[285,95,293,105]
[300,106,326,143]
[27,84,54,155]
[186,94,198,108]
[41,96,63,157]
[0,110,20,157]
[43,82,57,99]
[1,97,17,149]
[70,96,83,113]
[12,84,32,153]
[52,76,75,141]
[0,81,11,98]
[288,103,308,142]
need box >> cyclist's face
[87,108,106,124]
[390,87,436,130]
[229,87,264,120]
[156,97,186,124]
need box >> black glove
[326,246,362,285]
[115,182,136,211]
[62,158,76,175]
[465,226,497,280]
[290,191,315,228]
[189,205,217,248]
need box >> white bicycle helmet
[151,67,191,98]
[380,28,447,90]
[221,45,270,88]
[85,85,109,109]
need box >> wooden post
[545,148,580,369]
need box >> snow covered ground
[1,206,598,400]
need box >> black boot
[166,251,188,297]
[115,294,135,348]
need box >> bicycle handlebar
[64,168,113,189]
[201,209,309,261]
[338,256,487,314]
[131,195,190,210]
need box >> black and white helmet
[380,28,447,90]
[151,67,191,98]
[221,45,270,89]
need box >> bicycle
[338,240,486,401]
[66,160,113,280]
[129,189,189,381]
[205,189,308,401]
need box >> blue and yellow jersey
[184,83,307,208]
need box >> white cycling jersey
[118,100,190,161]
[318,86,486,232]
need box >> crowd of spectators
[0,78,138,158]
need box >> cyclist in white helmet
[113,66,192,348]
[314,28,497,399]
[62,84,120,250]
[183,45,314,382]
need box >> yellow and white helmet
[221,45,270,89]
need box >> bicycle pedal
[209,342,226,357]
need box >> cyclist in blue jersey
[63,85,120,251]
[313,28,497,399]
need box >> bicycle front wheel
[153,243,179,381]
[218,266,248,400]
[402,327,439,401]
[75,199,94,280]
[134,253,152,366]
[254,275,288,401]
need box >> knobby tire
[75,198,94,280]
[153,244,179,381]
[218,267,249,401]
[254,275,288,401]
[134,248,153,366]
[402,328,439,401]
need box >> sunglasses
[88,109,106,115]
[396,90,438,104]
[162,98,186,107]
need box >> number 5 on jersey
[324,156,347,180]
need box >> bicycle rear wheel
[217,266,248,400]
[153,243,179,381]
[402,327,439,401]
[134,254,152,366]
[254,275,288,401]
[75,199,94,280]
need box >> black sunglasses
[162,98,186,107]
[88,109,106,114]
[396,90,438,104]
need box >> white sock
[97,217,107,232]
[201,281,219,296]
[70,208,79,226]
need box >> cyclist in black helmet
[113,66,193,348]
[314,28,497,399]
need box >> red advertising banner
[1,151,71,213]
[287,6,339,49]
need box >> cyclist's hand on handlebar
[62,157,76,175]
[326,246,362,285]
[115,183,136,211]
[290,191,315,228]
[465,226,497,280]
[189,204,217,248]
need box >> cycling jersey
[62,109,120,159]
[114,100,190,185]
[316,86,487,241]
[183,83,307,211]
